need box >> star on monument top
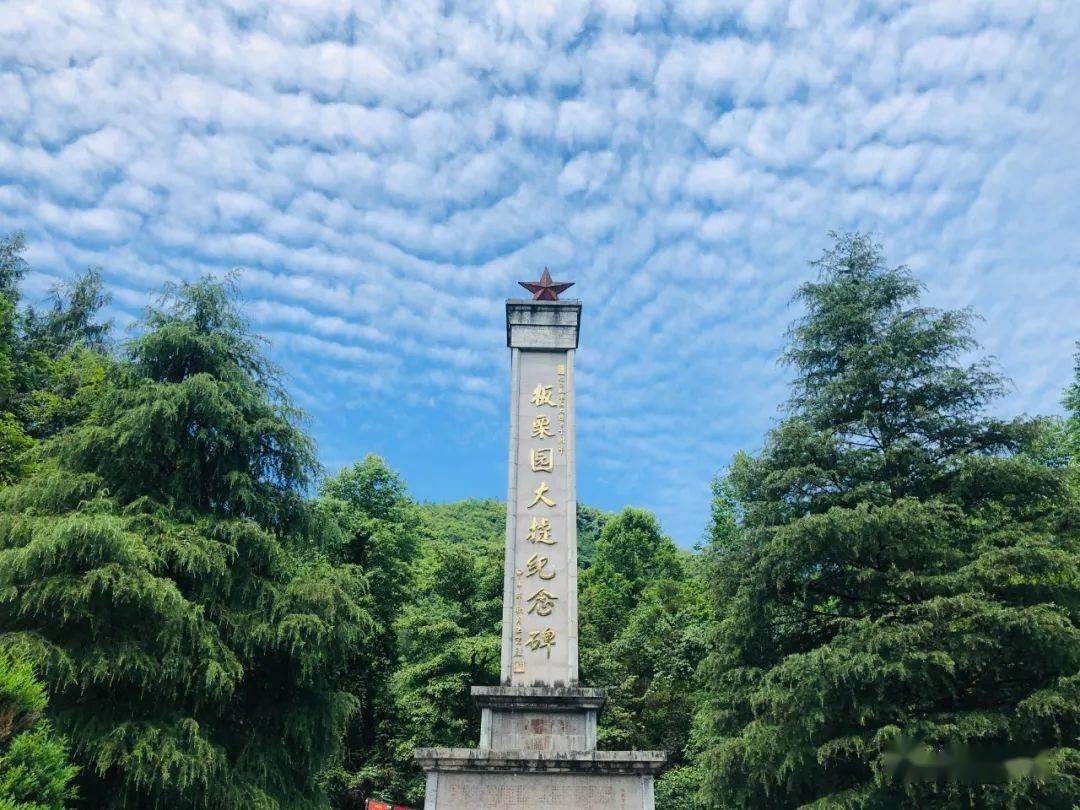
[518,268,575,301]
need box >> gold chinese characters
[525,553,555,580]
[519,370,566,666]
[527,517,554,545]
[528,481,555,509]
[526,588,558,616]
[531,415,553,438]
[526,627,556,657]
[530,384,556,407]
[530,447,554,472]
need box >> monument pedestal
[416,687,664,810]
[475,686,604,751]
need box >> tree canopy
[696,233,1080,807]
[0,275,372,808]
[0,650,79,810]
[580,508,709,804]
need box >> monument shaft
[502,301,579,687]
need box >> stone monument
[415,271,665,809]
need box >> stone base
[415,686,665,809]
[474,685,606,751]
[414,749,665,810]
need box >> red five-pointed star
[518,268,575,301]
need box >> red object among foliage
[366,801,413,810]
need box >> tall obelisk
[415,272,664,810]
[502,268,580,688]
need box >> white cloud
[0,0,1077,544]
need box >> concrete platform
[414,749,665,810]
[414,748,666,773]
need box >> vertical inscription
[512,567,524,673]
[510,350,573,684]
[524,371,559,669]
[557,363,567,455]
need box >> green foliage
[1064,342,1080,467]
[419,498,505,552]
[0,234,112,484]
[0,235,30,485]
[696,233,1080,808]
[0,651,78,810]
[581,508,684,644]
[60,277,315,525]
[16,269,113,448]
[0,234,27,301]
[0,278,372,809]
[0,410,31,486]
[317,456,419,808]
[580,508,709,764]
[16,348,109,446]
[380,500,505,805]
[576,502,612,568]
[655,762,706,810]
[21,270,111,358]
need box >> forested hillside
[1,232,1077,809]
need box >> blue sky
[1,0,1078,546]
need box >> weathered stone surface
[413,749,666,774]
[472,685,607,711]
[475,686,605,751]
[414,751,664,810]
[420,772,655,810]
[506,300,581,350]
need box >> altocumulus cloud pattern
[1,0,1078,543]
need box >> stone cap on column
[506,300,581,349]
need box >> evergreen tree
[317,456,420,808]
[576,503,612,568]
[0,234,112,483]
[0,650,79,809]
[0,234,32,483]
[697,233,1080,807]
[16,268,113,445]
[1064,342,1080,467]
[0,278,372,808]
[21,269,111,358]
[0,234,25,304]
[579,508,709,799]
[384,501,504,805]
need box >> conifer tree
[580,509,708,799]
[0,234,32,483]
[697,233,1080,807]
[0,234,112,483]
[1064,342,1080,467]
[317,456,420,808]
[0,650,79,809]
[384,505,503,806]
[0,278,372,808]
